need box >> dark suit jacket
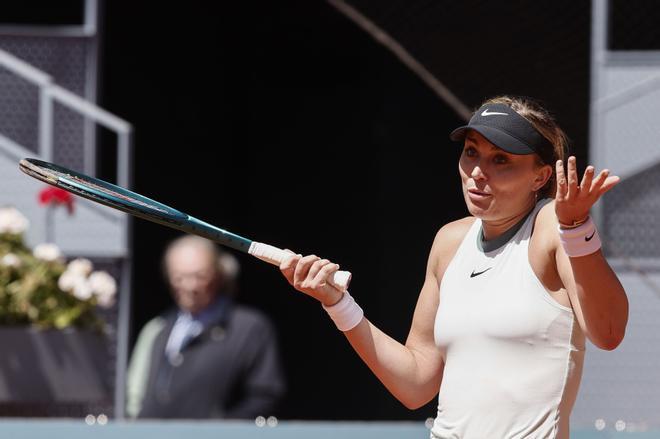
[135,300,285,419]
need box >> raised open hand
[555,156,620,227]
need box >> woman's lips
[468,188,492,200]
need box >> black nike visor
[450,103,554,165]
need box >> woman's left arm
[553,156,629,350]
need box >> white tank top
[432,200,585,439]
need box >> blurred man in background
[127,235,285,419]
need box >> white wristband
[558,216,602,257]
[322,291,364,332]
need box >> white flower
[59,271,94,301]
[33,243,62,262]
[89,271,117,308]
[66,258,93,277]
[0,207,29,235]
[58,270,83,292]
[0,253,21,268]
[71,277,93,301]
[96,293,115,308]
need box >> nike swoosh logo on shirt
[481,109,509,116]
[470,267,492,278]
[585,231,596,241]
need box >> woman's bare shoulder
[531,199,560,255]
[536,199,557,222]
[429,216,476,270]
[535,200,560,236]
[435,216,477,243]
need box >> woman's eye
[464,147,477,157]
[494,155,508,164]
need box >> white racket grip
[248,242,352,291]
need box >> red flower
[38,186,75,215]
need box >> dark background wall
[98,0,591,421]
[100,1,464,420]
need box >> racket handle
[248,242,352,291]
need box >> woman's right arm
[280,218,473,409]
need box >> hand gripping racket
[19,158,351,290]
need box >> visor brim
[450,125,536,156]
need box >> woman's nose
[471,164,486,180]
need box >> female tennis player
[280,95,629,438]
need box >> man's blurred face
[165,243,220,315]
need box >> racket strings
[44,166,169,214]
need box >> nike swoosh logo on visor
[481,109,509,116]
[470,267,492,278]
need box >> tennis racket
[19,158,351,290]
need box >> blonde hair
[482,96,568,199]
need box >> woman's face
[459,130,549,222]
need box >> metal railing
[0,47,132,187]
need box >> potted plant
[0,204,117,416]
